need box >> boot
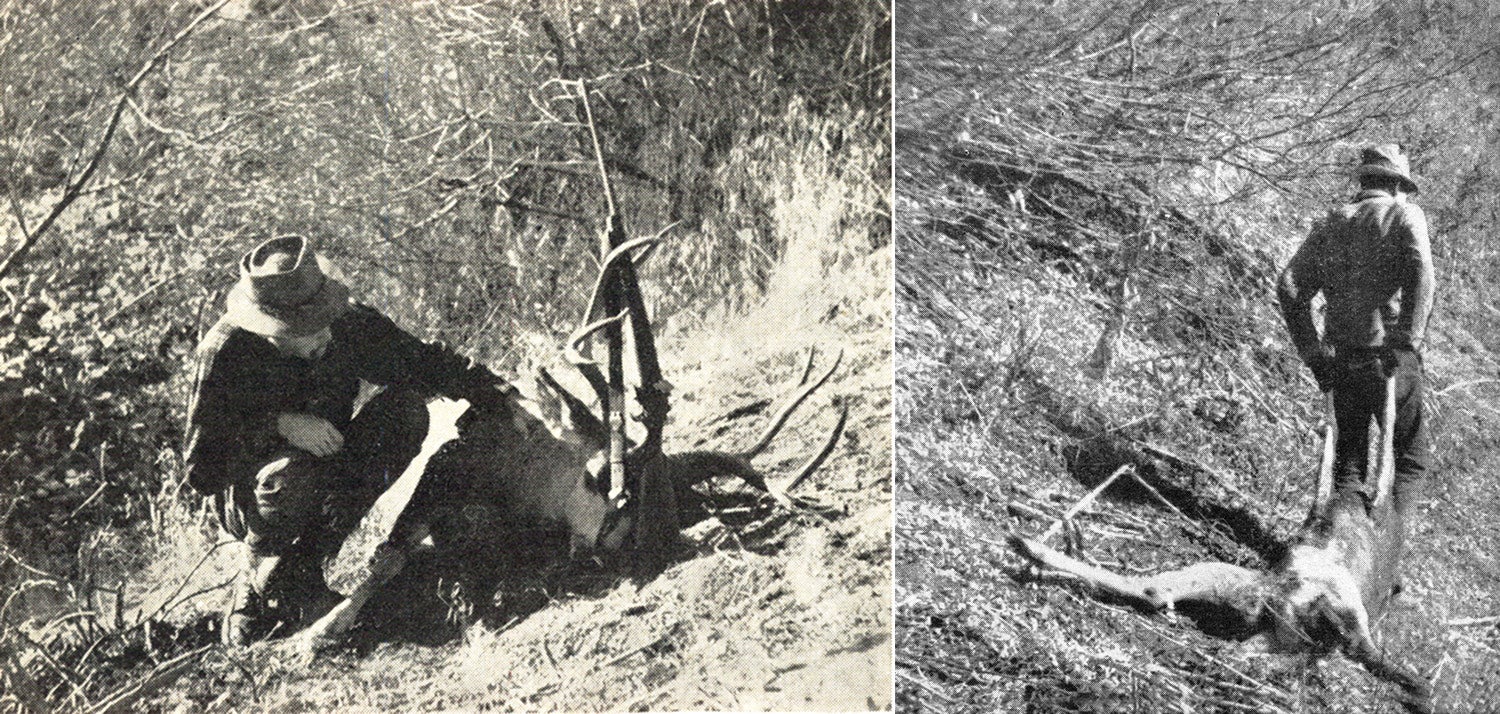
[223,552,283,647]
[222,571,258,648]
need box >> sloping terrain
[895,3,1500,711]
[895,123,1500,714]
[0,2,891,711]
[117,238,892,711]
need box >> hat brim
[1355,165,1419,194]
[225,271,351,337]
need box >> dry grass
[895,141,1500,713]
[36,97,893,713]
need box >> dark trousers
[1332,348,1428,519]
[216,388,428,621]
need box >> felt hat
[1354,143,1419,195]
[224,235,349,337]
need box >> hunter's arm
[1392,202,1435,351]
[183,321,277,494]
[345,304,503,402]
[1277,220,1328,362]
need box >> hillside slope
[895,135,1500,714]
[894,3,1500,711]
[112,239,891,712]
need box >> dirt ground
[123,245,892,712]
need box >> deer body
[292,346,845,648]
[1009,378,1429,711]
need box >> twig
[1136,441,1254,504]
[131,540,235,629]
[68,481,109,519]
[1125,467,1194,526]
[1446,615,1500,627]
[1005,499,1058,524]
[1040,464,1132,543]
[0,0,235,282]
[896,668,956,702]
[1434,379,1500,397]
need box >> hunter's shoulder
[333,301,401,332]
[1390,197,1428,226]
[194,318,256,359]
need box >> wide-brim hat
[1353,143,1419,195]
[224,235,350,337]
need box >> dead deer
[292,234,848,648]
[1009,377,1431,713]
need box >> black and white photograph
[0,1,892,710]
[896,2,1499,713]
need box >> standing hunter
[1277,143,1435,528]
[185,235,510,645]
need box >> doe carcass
[1009,378,1430,712]
[294,235,847,647]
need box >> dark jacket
[1277,189,1435,362]
[183,302,497,495]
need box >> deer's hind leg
[1009,535,1265,614]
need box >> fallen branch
[1005,499,1057,524]
[1136,441,1254,505]
[1445,615,1500,627]
[1040,464,1132,543]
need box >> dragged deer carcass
[1009,378,1431,713]
[293,234,848,648]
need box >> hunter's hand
[277,413,344,457]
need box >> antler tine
[579,236,660,324]
[740,348,844,459]
[796,346,817,386]
[631,221,679,272]
[565,309,628,409]
[565,309,629,367]
[781,402,849,495]
[573,362,611,411]
[537,366,608,446]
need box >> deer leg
[1009,535,1264,613]
[1371,375,1398,510]
[294,524,427,649]
[1315,391,1336,513]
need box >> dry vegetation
[897,1,1500,712]
[0,0,891,710]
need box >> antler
[537,366,608,448]
[783,403,849,495]
[565,308,628,407]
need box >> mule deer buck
[1009,377,1431,713]
[292,232,848,649]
